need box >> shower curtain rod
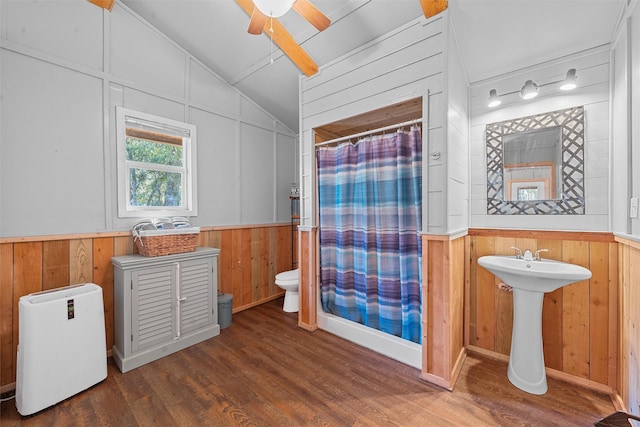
[315,118,423,147]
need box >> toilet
[275,269,299,313]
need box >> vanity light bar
[487,68,578,108]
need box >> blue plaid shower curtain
[317,127,422,343]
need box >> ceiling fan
[235,0,329,77]
[421,0,448,20]
[87,0,114,11]
[86,0,448,77]
[236,0,448,77]
[247,0,331,35]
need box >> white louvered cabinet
[112,247,220,372]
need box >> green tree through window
[126,137,183,207]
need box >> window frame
[115,106,198,218]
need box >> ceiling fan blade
[269,17,319,76]
[248,6,268,35]
[420,0,447,19]
[292,0,331,32]
[87,0,115,11]
[236,0,319,76]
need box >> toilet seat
[276,269,298,285]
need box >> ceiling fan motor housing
[253,0,296,17]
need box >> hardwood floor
[1,297,615,426]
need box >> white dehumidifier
[16,283,107,416]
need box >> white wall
[611,15,630,234]
[469,47,610,231]
[631,2,640,238]
[614,0,640,238]
[299,14,450,233]
[445,23,469,233]
[0,0,296,237]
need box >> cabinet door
[131,264,177,352]
[178,257,213,335]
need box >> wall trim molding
[468,228,615,242]
[0,223,292,244]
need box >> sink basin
[477,255,592,395]
[478,255,592,292]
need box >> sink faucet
[510,246,523,259]
[513,247,548,261]
[534,249,549,261]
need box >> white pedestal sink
[478,255,592,394]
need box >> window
[506,178,549,202]
[517,187,539,201]
[116,107,197,218]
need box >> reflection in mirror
[485,106,585,215]
[503,127,561,201]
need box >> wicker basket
[133,227,200,257]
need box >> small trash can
[218,293,233,329]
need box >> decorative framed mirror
[485,106,585,215]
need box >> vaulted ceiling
[118,0,625,133]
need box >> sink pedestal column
[508,288,547,394]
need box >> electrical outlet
[630,197,639,219]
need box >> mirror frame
[485,106,585,215]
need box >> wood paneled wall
[420,234,466,390]
[468,229,617,392]
[614,236,640,416]
[298,228,317,331]
[0,224,291,390]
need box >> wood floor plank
[1,297,616,426]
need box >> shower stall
[315,121,423,368]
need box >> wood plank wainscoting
[420,233,467,390]
[613,235,640,416]
[0,224,291,392]
[467,228,618,396]
[297,227,318,331]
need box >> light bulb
[520,80,539,100]
[560,68,577,91]
[488,89,501,108]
